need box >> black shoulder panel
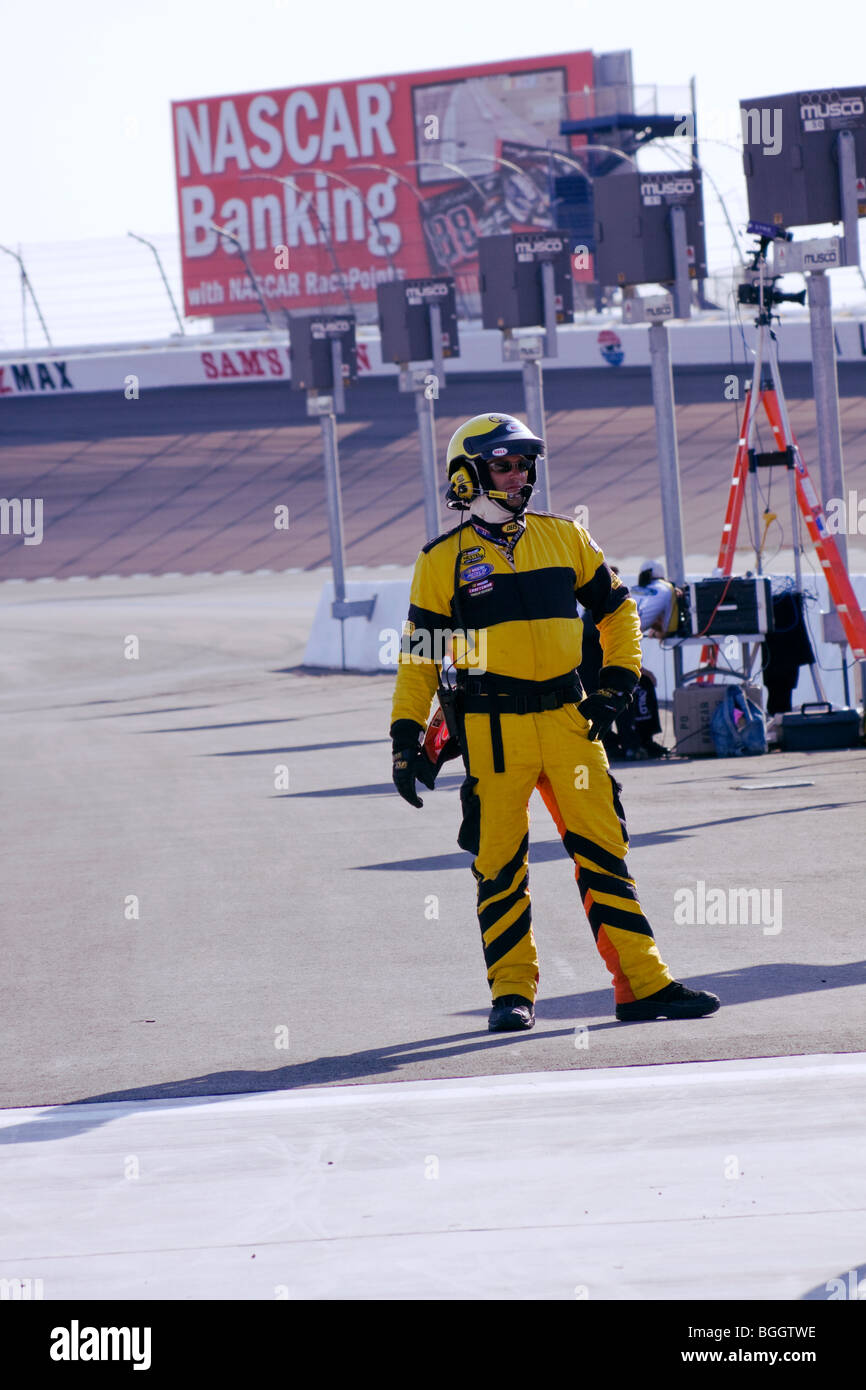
[421,525,463,555]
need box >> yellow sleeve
[389,543,455,733]
[572,525,642,689]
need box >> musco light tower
[376,276,460,541]
[593,169,707,685]
[289,311,376,671]
[740,85,866,710]
[477,231,575,512]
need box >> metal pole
[838,131,861,269]
[319,408,347,610]
[21,248,26,348]
[330,337,346,416]
[522,358,551,512]
[0,243,52,347]
[807,270,847,572]
[429,302,444,390]
[210,222,274,326]
[806,266,861,703]
[689,75,709,309]
[670,205,692,321]
[128,231,185,334]
[415,387,442,540]
[648,321,686,684]
[319,407,351,669]
[541,260,558,358]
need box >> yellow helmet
[445,413,545,510]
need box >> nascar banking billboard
[172,50,595,319]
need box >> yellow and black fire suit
[390,512,676,1006]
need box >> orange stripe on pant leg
[596,925,635,1003]
[537,774,580,886]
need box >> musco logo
[515,237,563,255]
[406,282,448,299]
[311,319,351,337]
[640,178,694,198]
[800,91,864,121]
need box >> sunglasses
[488,460,531,474]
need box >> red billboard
[172,50,595,320]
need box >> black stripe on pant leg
[577,866,639,903]
[483,901,532,969]
[586,899,654,938]
[479,874,528,936]
[607,772,629,842]
[563,831,629,879]
[476,833,529,907]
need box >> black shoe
[488,994,535,1032]
[615,981,720,1022]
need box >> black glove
[391,720,437,808]
[577,687,633,742]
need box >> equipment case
[778,703,861,751]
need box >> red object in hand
[424,706,449,761]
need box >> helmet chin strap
[470,488,531,524]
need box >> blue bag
[710,686,767,757]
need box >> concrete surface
[1,568,863,1111]
[1,1054,864,1301]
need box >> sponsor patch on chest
[459,546,485,564]
[460,562,494,581]
[466,579,494,596]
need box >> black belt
[457,672,584,773]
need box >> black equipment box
[689,577,774,637]
[377,277,459,363]
[288,312,357,391]
[478,232,574,330]
[740,88,866,229]
[779,703,861,751]
[593,170,707,287]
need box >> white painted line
[4,1054,863,1127]
[737,781,815,790]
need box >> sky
[1,0,864,348]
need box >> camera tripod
[699,233,866,696]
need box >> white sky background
[1,0,864,348]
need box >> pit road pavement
[2,566,863,1110]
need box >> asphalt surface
[3,365,866,579]
[2,567,863,1109]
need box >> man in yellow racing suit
[390,412,721,1032]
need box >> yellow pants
[464,702,674,1004]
